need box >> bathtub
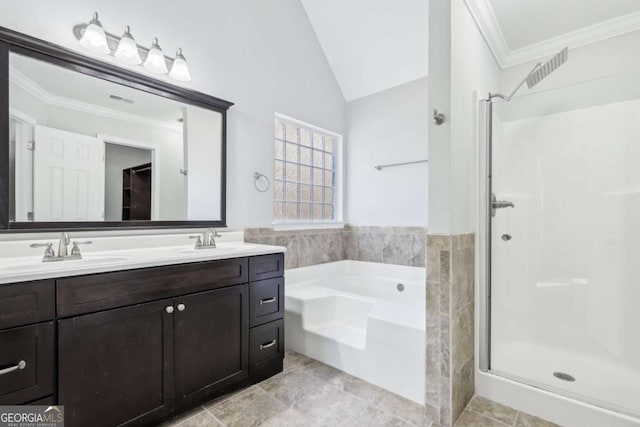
[285,260,426,404]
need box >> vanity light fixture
[169,48,192,82]
[114,26,142,65]
[143,38,169,74]
[78,12,110,54]
[74,12,192,82]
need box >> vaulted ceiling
[300,0,428,102]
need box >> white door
[33,125,105,221]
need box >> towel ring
[253,172,270,193]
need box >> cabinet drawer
[0,322,54,404]
[249,277,284,327]
[249,319,284,382]
[249,254,284,282]
[0,281,55,330]
[57,258,248,317]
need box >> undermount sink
[175,244,256,254]
[0,256,134,272]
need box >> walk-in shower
[480,47,640,420]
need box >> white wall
[428,0,501,234]
[427,0,453,234]
[345,78,428,226]
[449,0,501,235]
[0,0,346,231]
[104,144,152,221]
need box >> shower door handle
[491,194,515,217]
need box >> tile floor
[160,350,561,427]
[454,396,561,427]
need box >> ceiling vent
[109,94,135,104]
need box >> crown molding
[9,67,182,134]
[464,0,640,69]
[463,0,510,67]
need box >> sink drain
[553,372,575,382]
[396,283,405,292]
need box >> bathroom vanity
[0,25,289,427]
[0,248,285,427]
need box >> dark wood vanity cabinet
[174,285,249,408]
[248,254,285,383]
[0,281,55,405]
[58,300,174,427]
[0,254,284,426]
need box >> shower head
[489,47,569,102]
[526,47,568,89]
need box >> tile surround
[426,233,476,427]
[246,227,479,426]
[244,226,427,268]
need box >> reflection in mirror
[9,52,223,223]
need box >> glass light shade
[143,38,168,74]
[169,49,192,81]
[114,27,142,65]
[79,13,109,55]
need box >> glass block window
[274,118,337,222]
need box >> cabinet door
[58,300,174,427]
[174,285,249,408]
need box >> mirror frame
[0,26,233,232]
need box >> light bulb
[143,38,168,74]
[114,26,142,65]
[169,48,192,81]
[79,12,110,54]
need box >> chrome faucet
[190,228,219,249]
[58,232,70,257]
[30,233,92,262]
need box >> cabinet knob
[177,304,186,312]
[165,306,174,314]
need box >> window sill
[272,221,346,231]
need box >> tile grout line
[170,407,209,427]
[202,405,226,427]
[512,411,520,426]
[464,407,513,426]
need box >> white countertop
[0,231,285,285]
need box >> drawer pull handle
[260,340,277,350]
[165,306,174,314]
[177,304,186,312]
[0,360,26,376]
[260,297,277,305]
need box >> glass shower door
[489,76,640,417]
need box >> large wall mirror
[1,28,233,231]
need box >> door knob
[165,306,174,314]
[177,304,186,312]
